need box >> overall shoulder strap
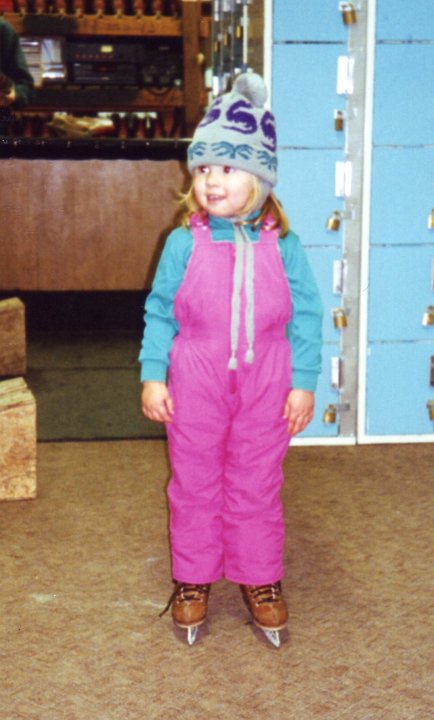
[189,213,212,244]
[259,214,280,244]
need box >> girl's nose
[205,168,218,185]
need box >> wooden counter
[0,140,188,290]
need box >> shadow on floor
[1,291,166,441]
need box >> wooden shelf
[6,1,208,133]
[3,12,209,38]
[26,86,189,112]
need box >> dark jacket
[0,19,34,106]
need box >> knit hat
[187,72,278,187]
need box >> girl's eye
[197,165,210,174]
[223,166,235,174]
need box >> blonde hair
[177,176,290,238]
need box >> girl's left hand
[283,389,315,435]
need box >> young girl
[139,73,323,647]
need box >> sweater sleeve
[138,227,193,382]
[279,232,323,392]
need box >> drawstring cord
[243,226,255,364]
[228,225,244,370]
[229,224,255,371]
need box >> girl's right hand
[141,381,174,423]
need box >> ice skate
[161,582,210,645]
[240,582,288,648]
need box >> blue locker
[272,0,352,442]
[273,0,347,43]
[368,246,434,342]
[273,44,345,148]
[374,45,434,146]
[377,0,434,41]
[370,148,434,246]
[276,149,344,247]
[304,246,345,344]
[366,343,434,436]
[298,342,341,439]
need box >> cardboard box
[0,297,26,377]
[0,378,36,501]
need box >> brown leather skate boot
[170,583,211,629]
[240,582,288,631]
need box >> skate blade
[187,625,199,646]
[263,629,281,648]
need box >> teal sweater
[139,215,323,392]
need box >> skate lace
[159,583,210,618]
[248,583,282,605]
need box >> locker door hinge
[331,356,344,389]
[337,56,354,95]
[335,160,353,198]
[333,260,346,294]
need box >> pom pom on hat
[187,72,278,187]
[232,72,268,108]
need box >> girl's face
[192,164,256,218]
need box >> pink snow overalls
[166,214,293,585]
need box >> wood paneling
[0,159,187,290]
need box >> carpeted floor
[1,441,432,719]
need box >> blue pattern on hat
[257,150,278,172]
[212,142,253,160]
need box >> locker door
[273,44,345,148]
[374,45,434,146]
[271,0,358,443]
[273,0,346,42]
[276,149,344,247]
[366,344,434,436]
[368,247,434,342]
[298,342,341,439]
[370,148,434,247]
[376,0,434,41]
[297,248,345,439]
[304,247,345,344]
